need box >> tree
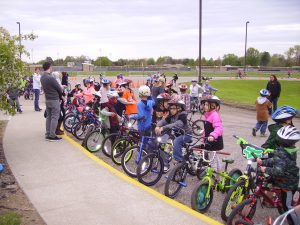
[285,45,300,66]
[206,58,215,66]
[156,56,164,65]
[187,59,195,67]
[93,56,112,67]
[222,54,239,66]
[53,58,64,66]
[260,51,271,66]
[147,58,155,65]
[246,47,260,66]
[269,54,286,67]
[0,27,37,114]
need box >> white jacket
[189,84,205,97]
[33,73,41,89]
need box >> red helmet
[116,88,123,93]
[179,83,187,90]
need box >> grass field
[69,70,300,79]
[209,80,300,109]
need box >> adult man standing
[33,68,42,111]
[40,62,63,141]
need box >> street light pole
[198,0,202,84]
[244,21,249,74]
[16,22,21,60]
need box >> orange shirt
[123,89,137,115]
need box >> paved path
[3,99,218,225]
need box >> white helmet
[138,85,151,97]
[277,125,300,147]
[107,90,119,99]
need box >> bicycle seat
[222,159,234,164]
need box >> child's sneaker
[260,133,267,137]
[252,128,257,136]
[163,165,170,173]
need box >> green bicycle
[191,150,242,213]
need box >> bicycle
[190,150,242,213]
[221,135,273,221]
[226,152,300,225]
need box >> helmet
[168,95,185,108]
[117,74,123,79]
[120,79,132,86]
[87,78,94,83]
[138,85,151,97]
[179,83,187,90]
[146,77,152,81]
[107,90,119,99]
[276,125,300,147]
[116,88,123,93]
[272,106,297,122]
[201,95,221,106]
[75,82,81,87]
[260,89,269,97]
[166,81,173,87]
[93,91,101,98]
[157,93,171,101]
[101,79,111,84]
[191,79,197,82]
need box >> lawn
[209,80,300,109]
[69,70,300,79]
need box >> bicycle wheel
[63,114,79,133]
[164,162,188,198]
[121,146,148,177]
[101,133,118,157]
[221,179,248,222]
[137,153,164,186]
[111,137,133,165]
[234,219,253,225]
[74,121,90,140]
[191,179,213,213]
[225,168,243,191]
[85,129,105,153]
[227,198,257,225]
[192,119,205,136]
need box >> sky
[1,0,300,62]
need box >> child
[202,80,217,97]
[257,125,300,225]
[75,79,95,104]
[100,91,119,134]
[200,95,223,172]
[261,105,297,149]
[252,89,272,137]
[130,85,154,136]
[178,83,190,113]
[99,79,111,104]
[115,88,126,117]
[121,79,138,115]
[155,96,192,171]
[165,81,178,96]
[153,93,171,123]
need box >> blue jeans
[269,97,278,115]
[33,89,40,110]
[255,121,268,134]
[173,134,193,162]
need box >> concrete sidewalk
[3,100,218,225]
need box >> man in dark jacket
[40,62,63,141]
[266,74,281,114]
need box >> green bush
[0,212,21,225]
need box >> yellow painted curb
[63,134,224,225]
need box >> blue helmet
[260,89,269,97]
[272,106,297,122]
[101,79,110,84]
[146,77,152,81]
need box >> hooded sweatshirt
[255,96,272,121]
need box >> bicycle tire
[192,119,205,136]
[224,168,243,192]
[234,219,253,225]
[63,114,80,133]
[100,133,119,157]
[74,121,90,140]
[137,153,164,186]
[191,179,214,213]
[111,137,134,165]
[221,179,248,222]
[121,145,148,177]
[85,129,105,153]
[164,162,187,198]
[227,198,257,225]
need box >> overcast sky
[1,0,300,62]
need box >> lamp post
[198,0,202,84]
[244,21,249,74]
[16,22,21,60]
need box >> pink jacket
[204,109,223,139]
[76,86,96,104]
